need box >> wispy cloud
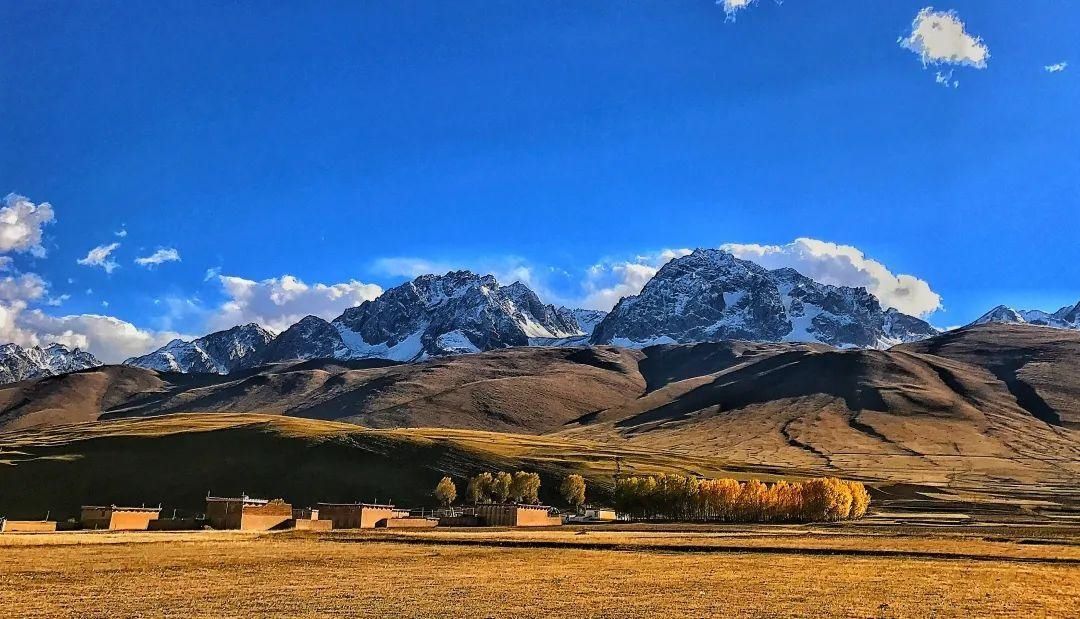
[1044,61,1068,73]
[134,247,181,267]
[717,0,758,20]
[76,242,121,274]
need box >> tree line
[613,474,870,522]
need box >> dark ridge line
[780,417,830,463]
[987,366,1062,427]
[328,536,1080,565]
[847,413,920,457]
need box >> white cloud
[45,294,70,307]
[900,8,989,72]
[210,274,383,332]
[718,0,758,20]
[0,271,179,362]
[721,238,942,316]
[204,267,221,281]
[0,193,56,257]
[580,249,691,311]
[77,242,121,273]
[1045,61,1068,73]
[134,247,181,267]
[114,228,128,238]
[0,273,48,304]
[11,310,183,363]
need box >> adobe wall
[206,501,244,529]
[292,519,333,531]
[80,507,113,530]
[148,518,203,531]
[382,517,438,528]
[514,507,561,527]
[438,514,481,527]
[359,507,394,529]
[1,520,57,533]
[108,511,160,531]
[239,501,293,531]
[319,505,394,529]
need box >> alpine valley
[1,250,1078,520]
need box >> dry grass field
[2,525,1077,618]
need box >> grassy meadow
[1,525,1077,618]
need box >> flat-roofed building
[206,496,293,531]
[582,508,618,521]
[1,518,58,533]
[316,503,395,529]
[80,505,162,531]
[475,504,561,527]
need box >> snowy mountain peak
[970,301,1080,330]
[125,323,274,374]
[591,249,937,349]
[0,342,102,385]
[332,272,583,361]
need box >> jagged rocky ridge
[124,324,275,373]
[0,343,101,384]
[970,302,1080,330]
[590,249,939,349]
[125,271,603,373]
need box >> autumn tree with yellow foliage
[613,474,870,523]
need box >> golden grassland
[2,526,1077,618]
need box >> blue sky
[1,1,1078,361]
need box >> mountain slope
[0,343,101,385]
[125,324,274,374]
[1,325,1076,493]
[591,249,938,349]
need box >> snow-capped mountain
[0,343,101,385]
[258,315,349,364]
[559,307,607,336]
[112,257,949,375]
[331,271,587,361]
[125,324,274,373]
[590,249,938,349]
[970,301,1080,330]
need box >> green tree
[434,476,457,508]
[511,471,541,504]
[466,472,493,504]
[491,471,513,503]
[559,474,586,508]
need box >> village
[0,472,621,534]
[1,471,871,534]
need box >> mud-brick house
[80,505,162,530]
[475,504,561,527]
[1,518,57,533]
[291,507,333,531]
[316,503,396,529]
[206,496,293,531]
